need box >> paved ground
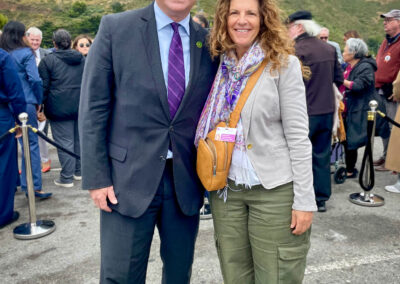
[0,139,399,284]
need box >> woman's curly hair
[209,0,294,72]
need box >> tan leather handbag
[196,60,267,191]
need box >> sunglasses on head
[79,43,91,48]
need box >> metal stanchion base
[13,220,56,240]
[349,192,385,207]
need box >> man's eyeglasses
[383,18,398,23]
[79,43,91,48]
[320,37,328,40]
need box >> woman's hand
[290,210,313,235]
[343,79,352,88]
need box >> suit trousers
[309,113,333,202]
[100,160,200,284]
[0,107,18,226]
[210,182,310,284]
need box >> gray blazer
[39,48,50,61]
[79,4,218,218]
[241,56,317,211]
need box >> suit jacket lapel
[140,4,171,120]
[172,20,202,121]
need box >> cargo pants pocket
[278,242,310,284]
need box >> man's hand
[290,210,313,235]
[388,94,399,102]
[14,127,22,138]
[89,186,118,212]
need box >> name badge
[215,127,237,142]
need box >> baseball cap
[286,10,313,24]
[380,10,400,20]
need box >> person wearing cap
[373,9,400,171]
[287,10,343,212]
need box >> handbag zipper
[205,138,217,176]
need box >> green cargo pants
[209,181,311,284]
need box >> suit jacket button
[247,144,253,150]
[169,126,174,132]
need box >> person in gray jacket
[195,0,316,283]
[38,29,84,188]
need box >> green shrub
[0,13,8,29]
[111,2,125,13]
[69,1,87,17]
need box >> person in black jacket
[287,11,344,212]
[38,29,85,188]
[342,38,377,178]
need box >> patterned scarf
[195,42,265,149]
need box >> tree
[0,13,8,30]
[69,1,87,17]
[39,21,57,48]
[111,2,125,13]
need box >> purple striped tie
[168,22,185,119]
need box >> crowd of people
[0,22,92,227]
[0,0,399,283]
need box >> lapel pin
[196,41,203,48]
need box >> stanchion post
[13,112,56,240]
[20,112,37,224]
[349,100,385,207]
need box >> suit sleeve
[278,56,317,212]
[24,52,43,104]
[2,54,27,119]
[79,15,115,190]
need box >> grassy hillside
[0,0,398,53]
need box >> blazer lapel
[172,20,203,121]
[140,4,170,120]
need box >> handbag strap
[229,59,268,128]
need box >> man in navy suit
[79,0,218,283]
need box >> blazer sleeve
[24,52,43,105]
[79,15,115,190]
[2,53,27,119]
[278,56,317,211]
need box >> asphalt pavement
[0,139,399,284]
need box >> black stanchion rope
[377,110,400,128]
[30,126,81,160]
[358,119,375,191]
[0,126,19,142]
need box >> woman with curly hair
[195,0,316,282]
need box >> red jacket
[375,34,400,88]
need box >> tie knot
[171,22,179,33]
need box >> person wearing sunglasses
[72,34,92,57]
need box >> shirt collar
[154,1,190,36]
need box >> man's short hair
[346,38,368,59]
[26,27,42,38]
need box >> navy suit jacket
[79,3,218,217]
